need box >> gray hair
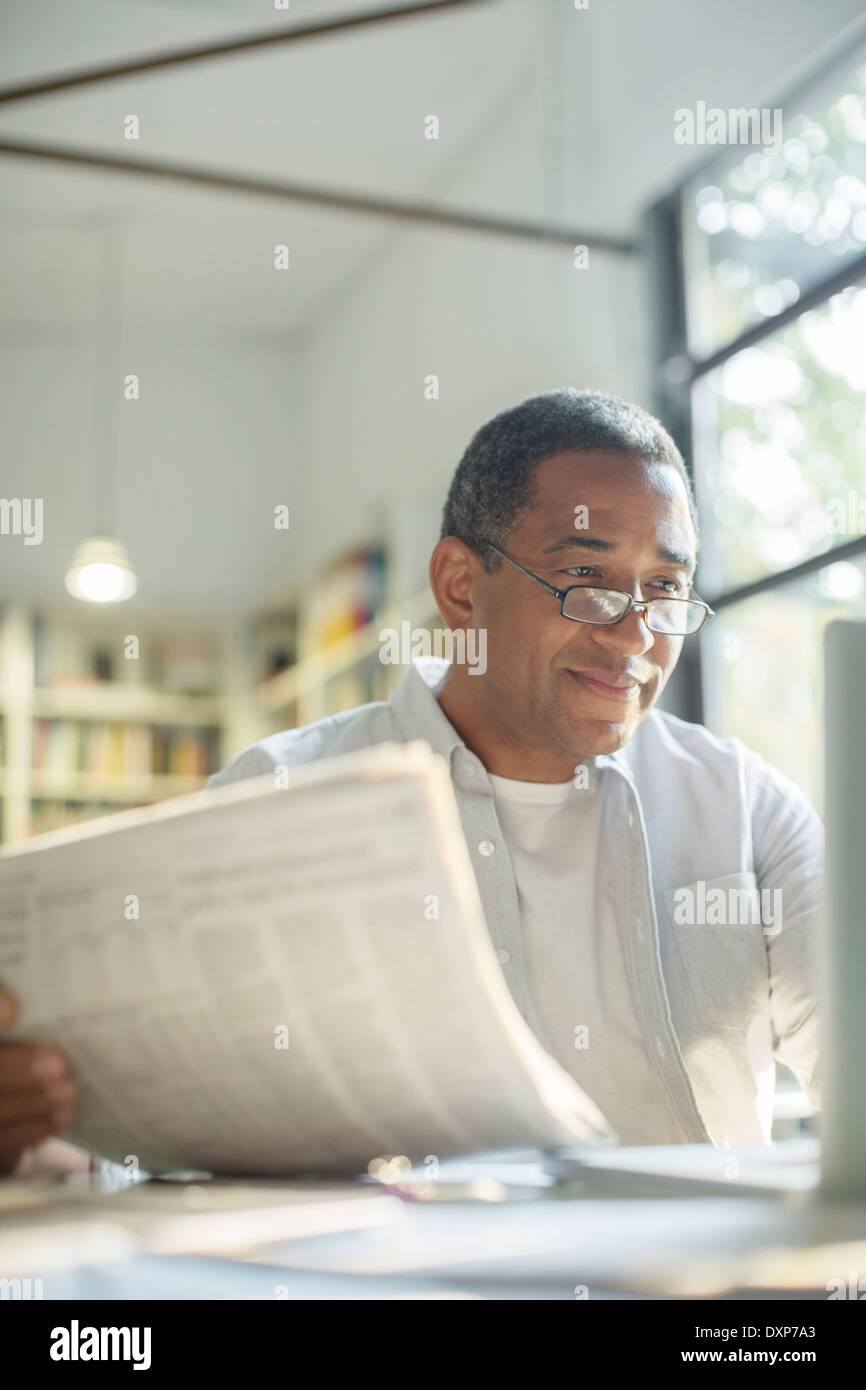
[440,387,699,571]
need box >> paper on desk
[0,1179,406,1272]
[0,741,614,1175]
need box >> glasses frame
[483,542,715,636]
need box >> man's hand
[0,985,79,1175]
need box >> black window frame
[644,30,866,725]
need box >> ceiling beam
[0,139,639,255]
[0,0,491,106]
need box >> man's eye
[562,568,686,594]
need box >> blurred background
[0,0,865,852]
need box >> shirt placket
[598,761,711,1143]
[451,753,528,1018]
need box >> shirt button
[654,1037,666,1059]
[478,840,495,857]
[496,948,511,965]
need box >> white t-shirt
[488,768,686,1145]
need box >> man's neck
[436,665,581,783]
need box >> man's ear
[429,537,479,630]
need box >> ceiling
[0,0,541,343]
[1,0,864,619]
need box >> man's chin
[564,714,638,759]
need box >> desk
[2,1147,865,1301]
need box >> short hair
[440,387,699,571]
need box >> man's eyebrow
[541,536,695,568]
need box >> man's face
[470,449,698,768]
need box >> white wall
[0,331,305,616]
[298,0,866,603]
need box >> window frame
[644,37,866,724]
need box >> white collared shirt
[488,768,686,1144]
[209,657,824,1147]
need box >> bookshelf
[0,563,441,844]
[0,607,232,843]
[254,546,438,727]
[257,587,439,725]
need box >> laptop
[541,617,866,1199]
[820,616,866,1198]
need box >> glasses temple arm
[484,543,565,599]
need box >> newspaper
[0,740,615,1175]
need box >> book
[0,741,614,1176]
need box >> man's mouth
[566,669,644,701]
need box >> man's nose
[589,605,656,656]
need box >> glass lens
[562,587,630,623]
[647,599,707,635]
[562,587,706,634]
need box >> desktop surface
[1,1142,864,1301]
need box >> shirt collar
[390,657,465,764]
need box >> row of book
[32,720,220,779]
[299,547,386,657]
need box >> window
[647,37,866,813]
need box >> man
[0,388,821,1172]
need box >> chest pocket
[662,872,771,1032]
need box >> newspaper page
[0,740,616,1175]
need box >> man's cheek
[641,676,662,709]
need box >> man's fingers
[0,1079,77,1126]
[0,995,79,1173]
[0,986,19,1029]
[0,1120,58,1173]
[0,1043,71,1088]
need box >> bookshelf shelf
[0,567,440,843]
[257,588,437,712]
[30,688,224,726]
[28,770,207,801]
[0,607,227,844]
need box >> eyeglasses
[483,543,714,636]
